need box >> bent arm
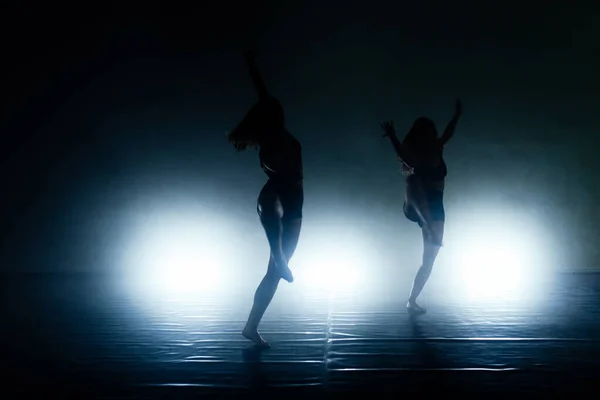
[387,134,416,167]
[438,114,459,146]
[245,53,269,100]
[439,100,462,146]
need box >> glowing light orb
[121,208,233,297]
[147,236,223,294]
[291,230,369,294]
[445,208,548,302]
[294,256,362,293]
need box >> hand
[233,141,249,151]
[226,131,248,151]
[454,99,462,117]
[380,120,396,137]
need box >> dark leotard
[232,96,304,220]
[257,131,304,220]
[404,147,447,226]
[259,131,303,182]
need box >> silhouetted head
[227,97,285,151]
[403,117,438,153]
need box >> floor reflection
[2,273,600,395]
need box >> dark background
[1,0,599,274]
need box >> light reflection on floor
[2,273,600,395]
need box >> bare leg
[281,219,302,263]
[243,218,302,347]
[407,221,444,314]
[257,190,293,282]
[406,178,433,227]
[242,257,279,348]
[406,179,442,246]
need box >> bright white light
[146,233,224,295]
[453,233,531,299]
[294,252,362,293]
[444,207,549,302]
[120,207,235,298]
[291,228,369,294]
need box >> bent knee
[265,269,280,281]
[265,260,282,279]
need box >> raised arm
[244,49,269,101]
[438,99,462,146]
[381,121,416,167]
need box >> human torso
[259,130,303,182]
[406,144,447,191]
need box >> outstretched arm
[244,49,269,100]
[438,99,462,146]
[381,121,416,167]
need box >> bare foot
[273,256,294,283]
[242,327,270,348]
[407,300,427,315]
[278,265,294,283]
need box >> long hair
[227,97,285,151]
[402,117,438,154]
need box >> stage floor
[2,273,600,397]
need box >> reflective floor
[2,273,600,397]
